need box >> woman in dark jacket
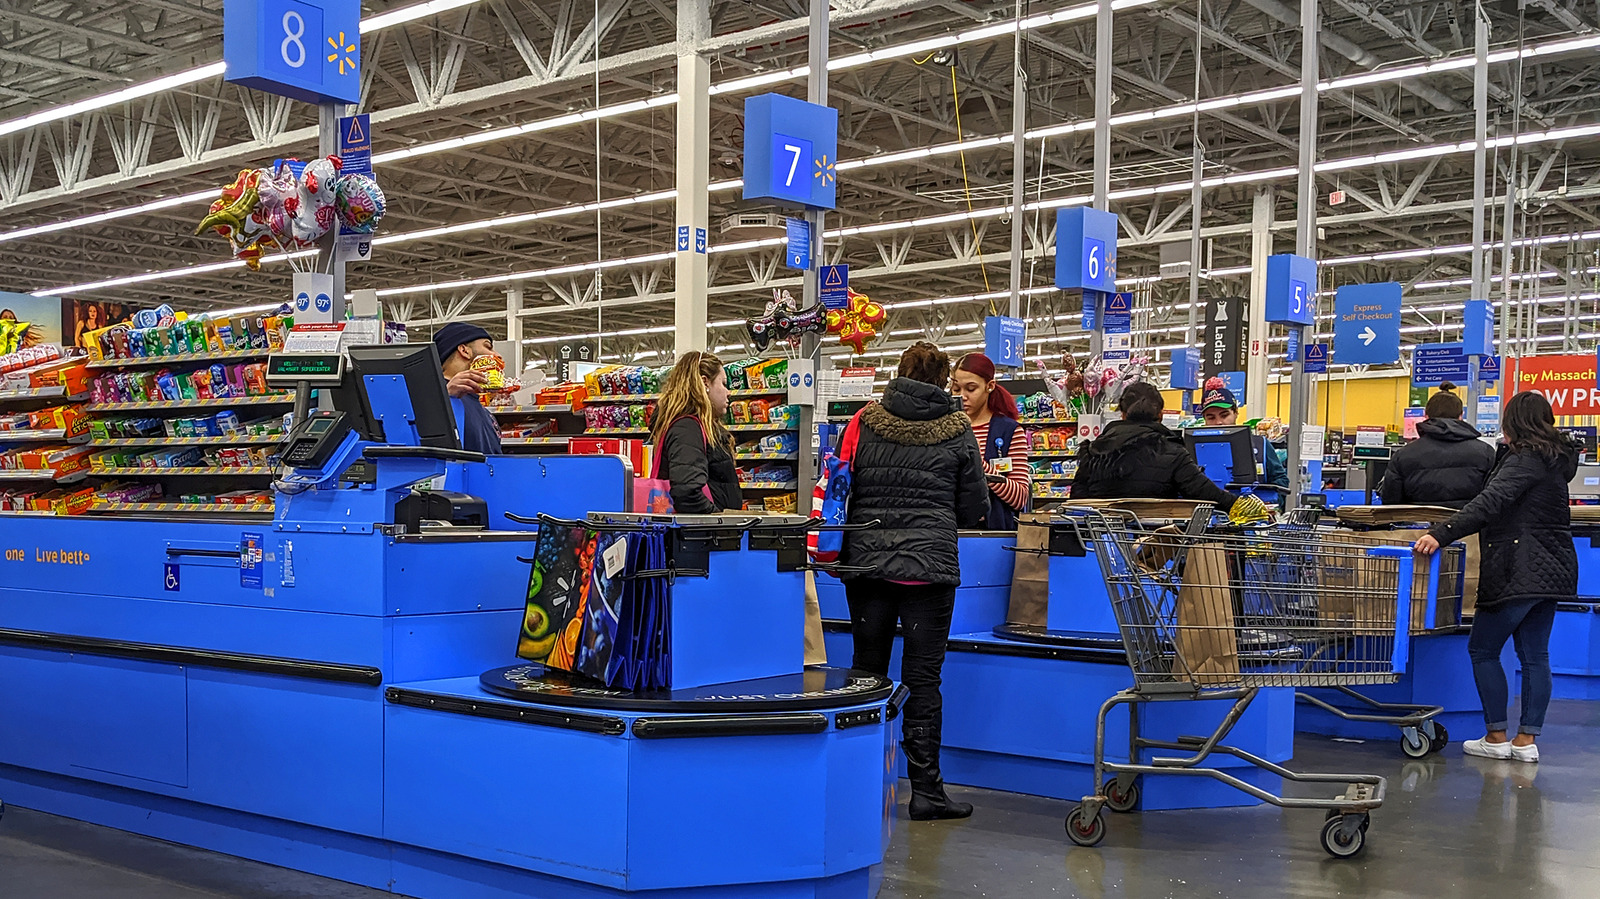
[1416,391,1579,763]
[842,342,988,821]
[648,351,742,513]
[1380,383,1495,509]
[1071,382,1239,512]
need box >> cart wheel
[1319,814,1368,859]
[1103,777,1140,814]
[1065,806,1107,847]
[1429,723,1450,754]
[1400,727,1430,759]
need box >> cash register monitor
[338,343,461,450]
[1570,464,1600,500]
[1185,426,1258,489]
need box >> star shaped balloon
[826,287,887,355]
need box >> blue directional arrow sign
[694,228,707,254]
[1333,282,1402,365]
[676,226,691,252]
[1412,342,1470,388]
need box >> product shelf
[1021,419,1078,428]
[0,386,86,402]
[86,349,270,370]
[584,394,660,404]
[735,452,799,462]
[501,437,571,447]
[0,469,87,485]
[740,481,800,491]
[1030,451,1077,459]
[727,423,796,433]
[88,500,274,514]
[489,404,572,415]
[91,466,274,476]
[583,427,649,436]
[89,435,283,448]
[85,394,294,413]
[0,429,88,444]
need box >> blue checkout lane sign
[1265,254,1317,326]
[164,562,180,592]
[784,218,811,270]
[1170,347,1201,390]
[1412,342,1470,387]
[240,532,264,589]
[741,94,839,210]
[1479,355,1501,383]
[985,316,1027,368]
[1303,343,1329,374]
[1332,282,1402,365]
[819,264,849,309]
[223,0,362,104]
[1054,207,1118,293]
[338,113,371,177]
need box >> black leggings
[844,580,957,733]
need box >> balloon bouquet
[744,289,830,352]
[1035,352,1152,419]
[194,155,387,272]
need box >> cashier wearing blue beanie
[433,322,503,455]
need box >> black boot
[904,725,972,821]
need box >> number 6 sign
[224,0,362,105]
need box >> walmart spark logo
[327,31,357,76]
[814,154,836,187]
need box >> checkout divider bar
[0,627,384,686]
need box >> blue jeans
[1468,599,1557,736]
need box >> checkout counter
[0,344,899,899]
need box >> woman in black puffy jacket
[1071,382,1239,512]
[841,342,988,821]
[1416,391,1579,763]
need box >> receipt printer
[394,490,489,533]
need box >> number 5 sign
[224,0,362,105]
[1265,253,1317,327]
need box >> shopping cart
[1285,523,1466,758]
[1062,505,1449,859]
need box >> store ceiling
[1,0,1598,373]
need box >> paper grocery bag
[1174,542,1239,686]
[1005,512,1052,627]
[803,570,827,667]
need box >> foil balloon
[334,174,387,234]
[194,168,261,245]
[287,155,343,245]
[825,287,887,355]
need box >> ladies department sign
[1508,355,1600,415]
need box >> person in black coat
[841,342,987,821]
[1416,391,1580,763]
[648,351,742,513]
[1071,382,1239,512]
[1380,383,1495,509]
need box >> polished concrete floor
[3,701,1598,899]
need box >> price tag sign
[224,0,362,104]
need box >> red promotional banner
[1508,354,1600,415]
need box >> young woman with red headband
[951,353,1031,529]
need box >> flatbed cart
[1274,511,1465,758]
[1063,506,1449,859]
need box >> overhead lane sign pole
[224,0,361,331]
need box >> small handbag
[807,411,862,562]
[632,417,717,513]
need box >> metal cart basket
[1063,506,1451,859]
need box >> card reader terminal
[283,410,353,469]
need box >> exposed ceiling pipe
[1242,0,1463,112]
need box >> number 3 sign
[224,0,362,105]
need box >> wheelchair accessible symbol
[164,563,180,592]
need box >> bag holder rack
[506,512,882,582]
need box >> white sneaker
[1510,742,1540,763]
[1463,737,1513,760]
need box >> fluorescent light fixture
[360,0,480,32]
[0,63,226,140]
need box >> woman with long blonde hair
[649,351,742,513]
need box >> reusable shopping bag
[518,521,596,666]
[573,529,627,682]
[808,411,862,562]
[632,417,716,513]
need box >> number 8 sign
[224,0,362,105]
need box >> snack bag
[470,353,507,391]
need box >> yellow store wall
[1162,375,1445,432]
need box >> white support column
[1246,188,1273,415]
[1467,3,1490,412]
[1285,0,1318,505]
[1089,0,1112,358]
[505,285,524,373]
[673,0,711,357]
